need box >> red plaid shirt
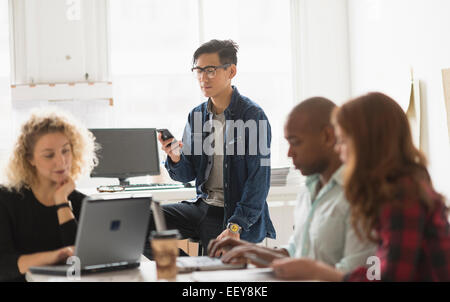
[345,178,450,281]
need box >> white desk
[77,187,196,203]
[25,255,287,282]
[25,256,193,282]
[78,185,301,203]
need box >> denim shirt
[165,86,276,243]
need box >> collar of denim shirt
[206,85,240,119]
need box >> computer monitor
[89,128,160,185]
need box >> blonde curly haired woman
[0,109,97,281]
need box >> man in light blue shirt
[284,165,374,272]
[208,97,376,273]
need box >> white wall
[347,0,450,198]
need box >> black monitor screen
[90,128,160,179]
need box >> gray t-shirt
[204,111,225,207]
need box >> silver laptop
[151,201,246,273]
[29,196,151,276]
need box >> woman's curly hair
[4,108,98,191]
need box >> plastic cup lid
[150,229,181,239]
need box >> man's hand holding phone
[157,129,183,164]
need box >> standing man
[145,39,275,257]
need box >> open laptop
[29,196,151,276]
[151,201,246,273]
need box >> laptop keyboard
[176,256,224,267]
[97,183,184,192]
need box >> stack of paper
[270,167,290,186]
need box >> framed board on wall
[8,0,112,102]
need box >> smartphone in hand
[157,128,176,147]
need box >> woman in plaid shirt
[270,92,450,281]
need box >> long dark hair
[332,92,437,242]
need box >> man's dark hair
[193,39,239,66]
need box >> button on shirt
[283,166,377,273]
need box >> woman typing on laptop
[0,109,97,281]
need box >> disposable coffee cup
[150,229,180,280]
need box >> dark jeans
[143,198,224,259]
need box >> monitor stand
[118,178,130,186]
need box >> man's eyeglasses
[191,63,231,79]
